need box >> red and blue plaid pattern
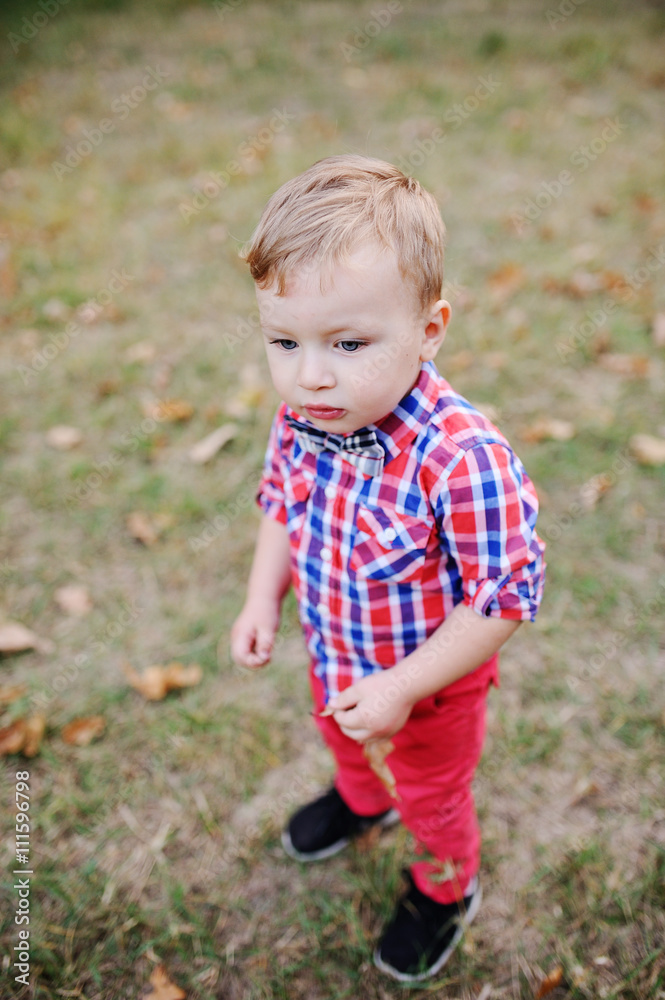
[257,362,546,700]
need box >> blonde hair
[241,154,445,312]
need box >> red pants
[311,655,498,905]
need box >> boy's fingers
[232,627,255,659]
[245,651,269,669]
[332,705,363,731]
[339,722,371,742]
[255,626,275,657]
[328,687,358,712]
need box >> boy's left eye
[338,340,364,352]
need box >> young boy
[230,155,545,982]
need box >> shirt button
[316,603,330,617]
[382,527,397,543]
[324,485,336,500]
[320,547,332,561]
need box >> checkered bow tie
[285,414,385,477]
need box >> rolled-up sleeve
[256,403,288,526]
[434,441,546,621]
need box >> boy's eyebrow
[262,323,379,338]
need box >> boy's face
[256,245,450,435]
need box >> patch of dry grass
[1,1,664,997]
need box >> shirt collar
[371,360,441,465]
[285,361,441,470]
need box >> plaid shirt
[257,361,545,700]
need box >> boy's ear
[420,299,451,362]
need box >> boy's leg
[281,662,400,863]
[389,664,494,903]
[310,664,395,816]
[373,662,495,981]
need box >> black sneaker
[374,870,482,983]
[281,786,399,862]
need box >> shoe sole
[281,807,400,863]
[373,879,483,984]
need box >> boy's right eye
[271,338,298,351]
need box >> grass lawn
[1,0,664,997]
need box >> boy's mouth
[304,405,346,421]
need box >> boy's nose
[296,353,335,391]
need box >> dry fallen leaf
[126,511,160,546]
[46,425,84,450]
[364,738,399,800]
[0,714,46,757]
[0,720,27,756]
[125,340,156,364]
[0,622,39,655]
[225,387,269,420]
[188,423,238,464]
[0,684,27,705]
[600,270,630,296]
[54,584,93,617]
[61,715,106,746]
[145,964,186,1000]
[224,363,269,419]
[521,418,576,444]
[124,662,203,701]
[23,713,46,757]
[535,965,564,998]
[487,262,526,304]
[597,353,651,377]
[579,472,614,511]
[143,399,194,423]
[570,777,600,807]
[97,378,120,398]
[634,192,658,213]
[542,272,610,299]
[630,433,665,466]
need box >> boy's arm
[329,603,520,742]
[230,515,292,669]
[331,440,543,741]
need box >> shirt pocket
[349,506,433,584]
[283,467,314,535]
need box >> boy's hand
[327,670,413,743]
[230,597,281,669]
